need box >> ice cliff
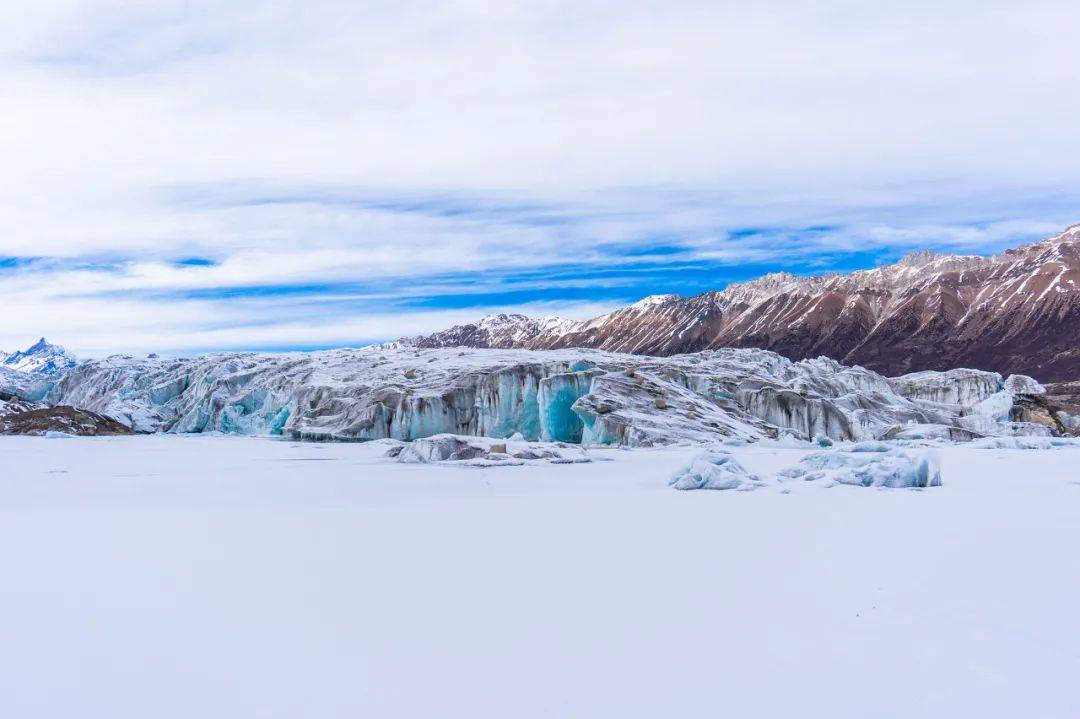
[43,346,1062,446]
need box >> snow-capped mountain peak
[629,294,680,310]
[1,338,77,375]
[398,314,562,350]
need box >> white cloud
[1,1,1078,354]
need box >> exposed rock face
[1009,395,1071,435]
[0,390,41,416]
[402,224,1080,381]
[43,346,1064,446]
[0,403,134,436]
[1045,381,1080,417]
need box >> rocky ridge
[402,224,1080,381]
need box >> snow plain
[1,435,1078,718]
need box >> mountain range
[0,338,77,375]
[402,223,1080,381]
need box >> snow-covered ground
[1,435,1078,718]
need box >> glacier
[35,345,1070,446]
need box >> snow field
[0,435,1078,718]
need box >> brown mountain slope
[402,224,1080,381]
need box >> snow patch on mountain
[0,338,77,375]
[401,223,1080,381]
[630,294,679,310]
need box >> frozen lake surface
[1,435,1078,718]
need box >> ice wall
[736,384,857,441]
[537,371,597,442]
[44,346,1053,446]
[888,368,1003,406]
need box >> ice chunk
[779,448,941,488]
[972,389,1014,421]
[395,434,593,464]
[845,441,893,452]
[968,436,1079,450]
[669,451,765,491]
[1004,374,1045,396]
[878,423,982,442]
[397,435,485,463]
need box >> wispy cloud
[0,2,1078,355]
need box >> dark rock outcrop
[0,405,134,436]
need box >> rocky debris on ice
[1007,394,1076,436]
[889,368,1073,438]
[0,389,41,417]
[669,450,765,491]
[389,434,593,466]
[3,384,133,437]
[0,404,134,437]
[39,346,1073,447]
[777,447,942,488]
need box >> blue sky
[2,1,1079,356]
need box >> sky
[2,0,1079,357]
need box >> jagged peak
[993,224,1080,263]
[718,271,809,303]
[1,337,77,376]
[896,249,945,268]
[629,294,680,310]
[722,271,797,291]
[401,222,1080,374]
[476,313,534,326]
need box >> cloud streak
[0,1,1078,355]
